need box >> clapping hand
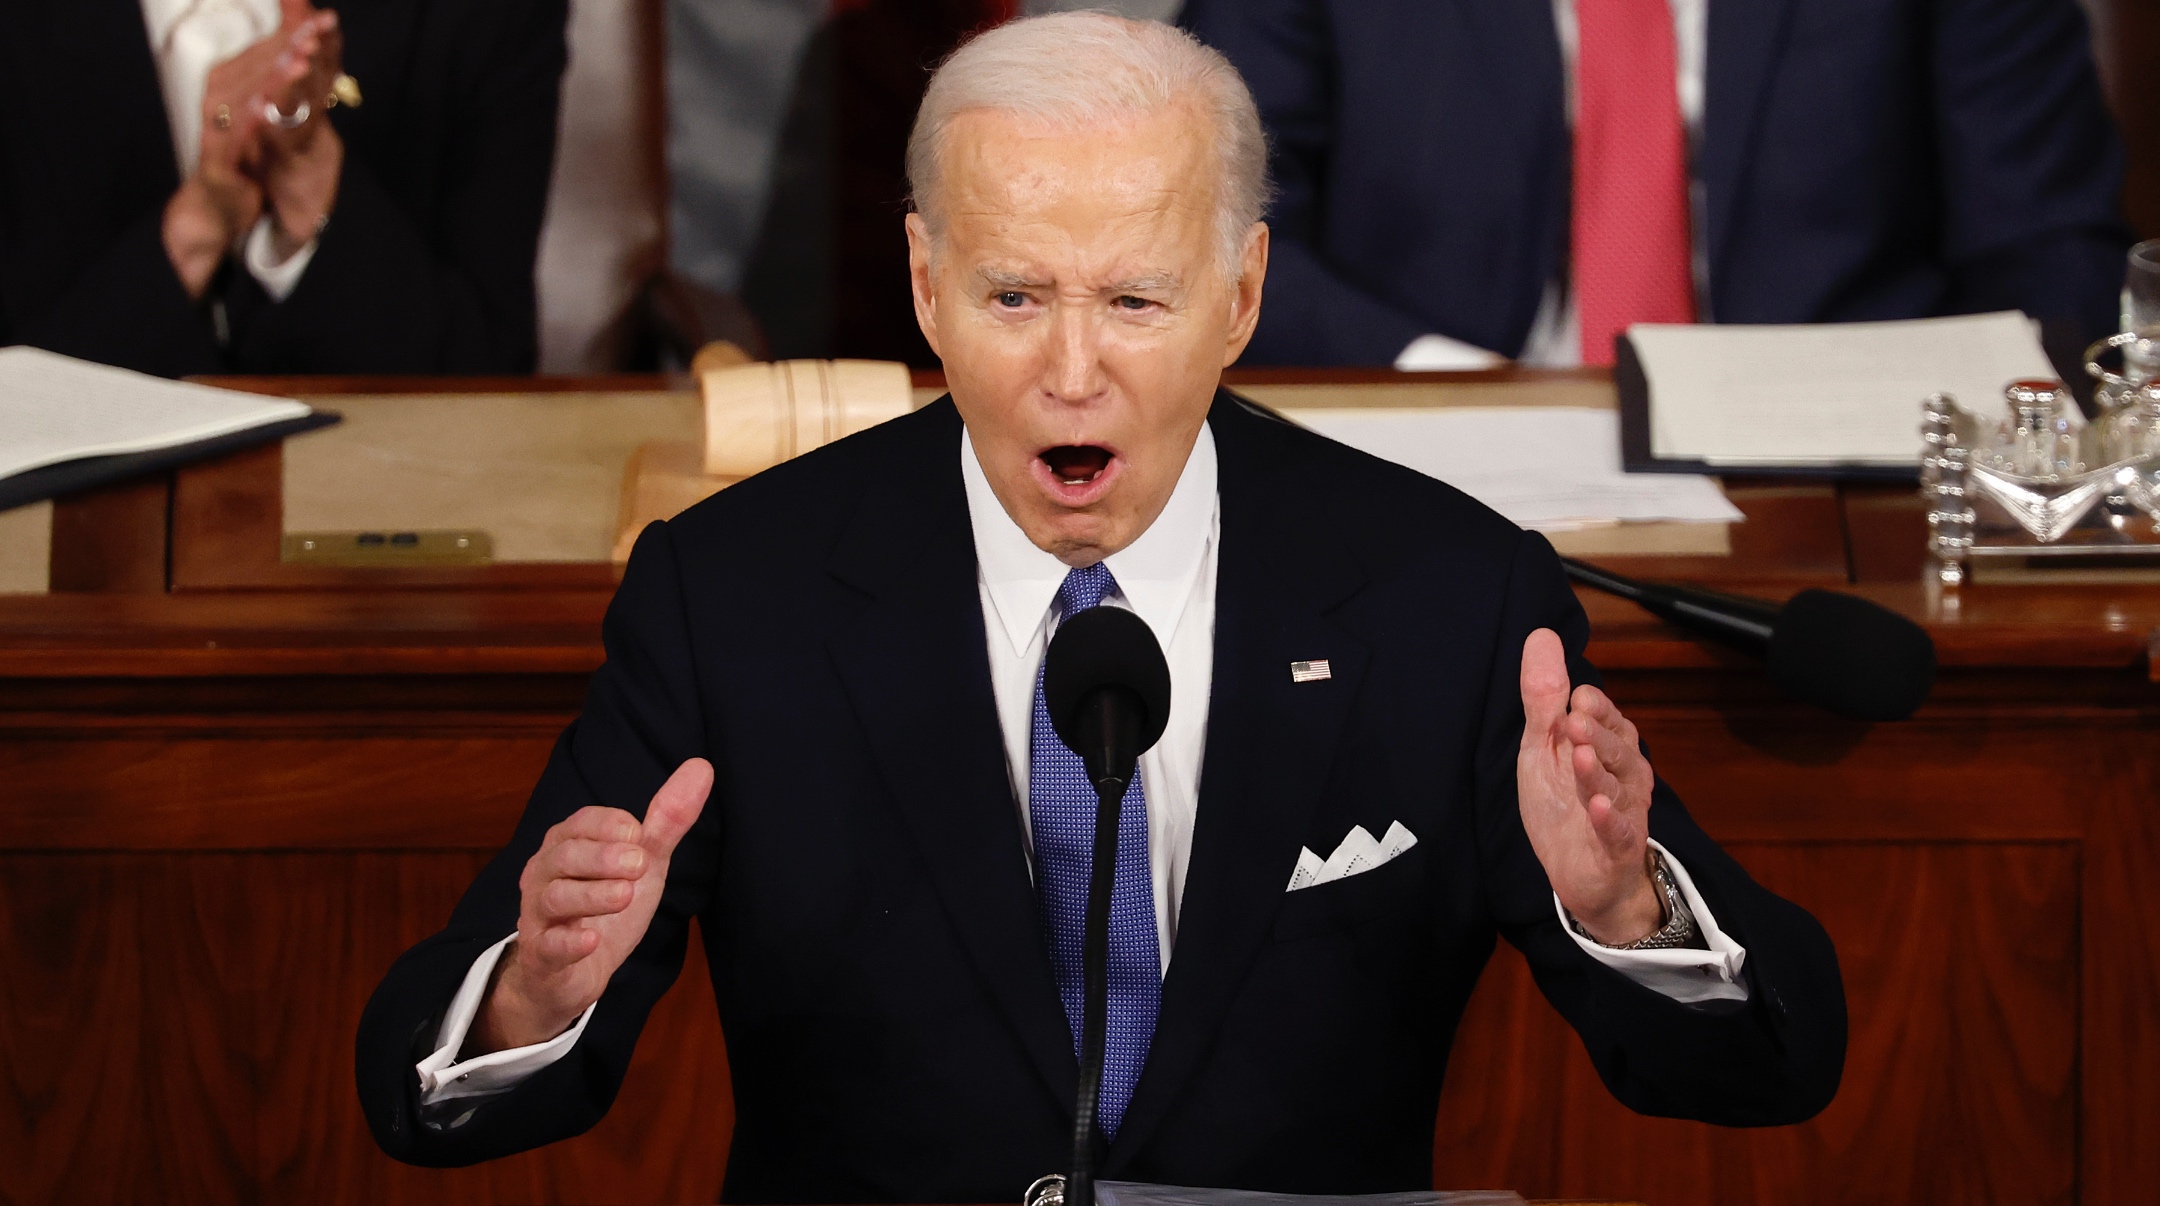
[161,0,347,298]
[469,759,714,1054]
[1515,628,1664,945]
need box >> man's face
[907,102,1267,566]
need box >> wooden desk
[1,370,2151,1205]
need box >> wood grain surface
[1433,843,2079,1206]
[0,853,733,1205]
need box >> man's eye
[995,291,1028,308]
[1114,296,1153,311]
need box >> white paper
[1285,406,1742,532]
[0,346,310,482]
[1629,311,2059,467]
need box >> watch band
[1570,849,1699,951]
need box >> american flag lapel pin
[1290,659,1332,683]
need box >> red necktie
[1573,0,1696,366]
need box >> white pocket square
[1286,821,1418,891]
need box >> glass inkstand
[1924,333,2160,586]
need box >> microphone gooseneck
[1041,606,1171,1206]
[1560,557,1935,722]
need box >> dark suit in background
[358,394,1845,1201]
[0,0,567,377]
[1182,0,2134,366]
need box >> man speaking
[358,13,1844,1199]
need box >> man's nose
[1043,301,1108,403]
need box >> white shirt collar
[961,423,1218,659]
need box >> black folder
[0,410,341,514]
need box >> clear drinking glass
[2124,240,2160,379]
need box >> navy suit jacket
[1183,0,2133,365]
[358,393,1845,1201]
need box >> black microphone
[1041,605,1171,1206]
[1561,557,1936,722]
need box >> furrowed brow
[1105,273,1181,294]
[978,268,1050,290]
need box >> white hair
[906,11,1273,277]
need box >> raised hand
[160,1,346,297]
[162,40,279,297]
[471,759,714,1054]
[1515,628,1663,945]
[253,0,346,259]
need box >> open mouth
[1040,445,1114,485]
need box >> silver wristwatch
[1571,850,1699,950]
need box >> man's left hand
[1516,628,1663,945]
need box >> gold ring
[214,103,232,130]
[330,73,362,109]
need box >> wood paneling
[0,677,2140,1203]
[47,474,169,593]
[1433,843,2080,1206]
[0,731,560,849]
[0,853,732,1205]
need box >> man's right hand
[470,758,713,1054]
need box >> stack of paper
[0,346,312,508]
[1285,406,1742,532]
[1628,311,2058,468]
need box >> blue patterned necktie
[1029,562,1162,1139]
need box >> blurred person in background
[686,0,1178,367]
[1183,0,2134,369]
[0,0,567,377]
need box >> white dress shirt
[138,0,321,301]
[1395,0,1709,371]
[414,418,1747,1109]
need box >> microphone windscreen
[1766,589,1936,722]
[1043,606,1173,756]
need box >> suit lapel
[1108,394,1370,1165]
[1700,0,1795,295]
[824,400,1078,1110]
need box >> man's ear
[1221,222,1269,367]
[906,213,943,360]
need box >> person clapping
[0,0,568,376]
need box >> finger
[640,758,714,858]
[315,21,344,77]
[534,875,636,924]
[1566,708,1638,776]
[1584,791,1642,851]
[278,0,316,30]
[547,806,642,849]
[1570,684,1641,749]
[538,838,646,881]
[1571,741,1622,806]
[1518,629,1571,748]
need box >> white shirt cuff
[241,215,320,302]
[1555,838,1751,1004]
[1394,333,1507,371]
[413,933,596,1107]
